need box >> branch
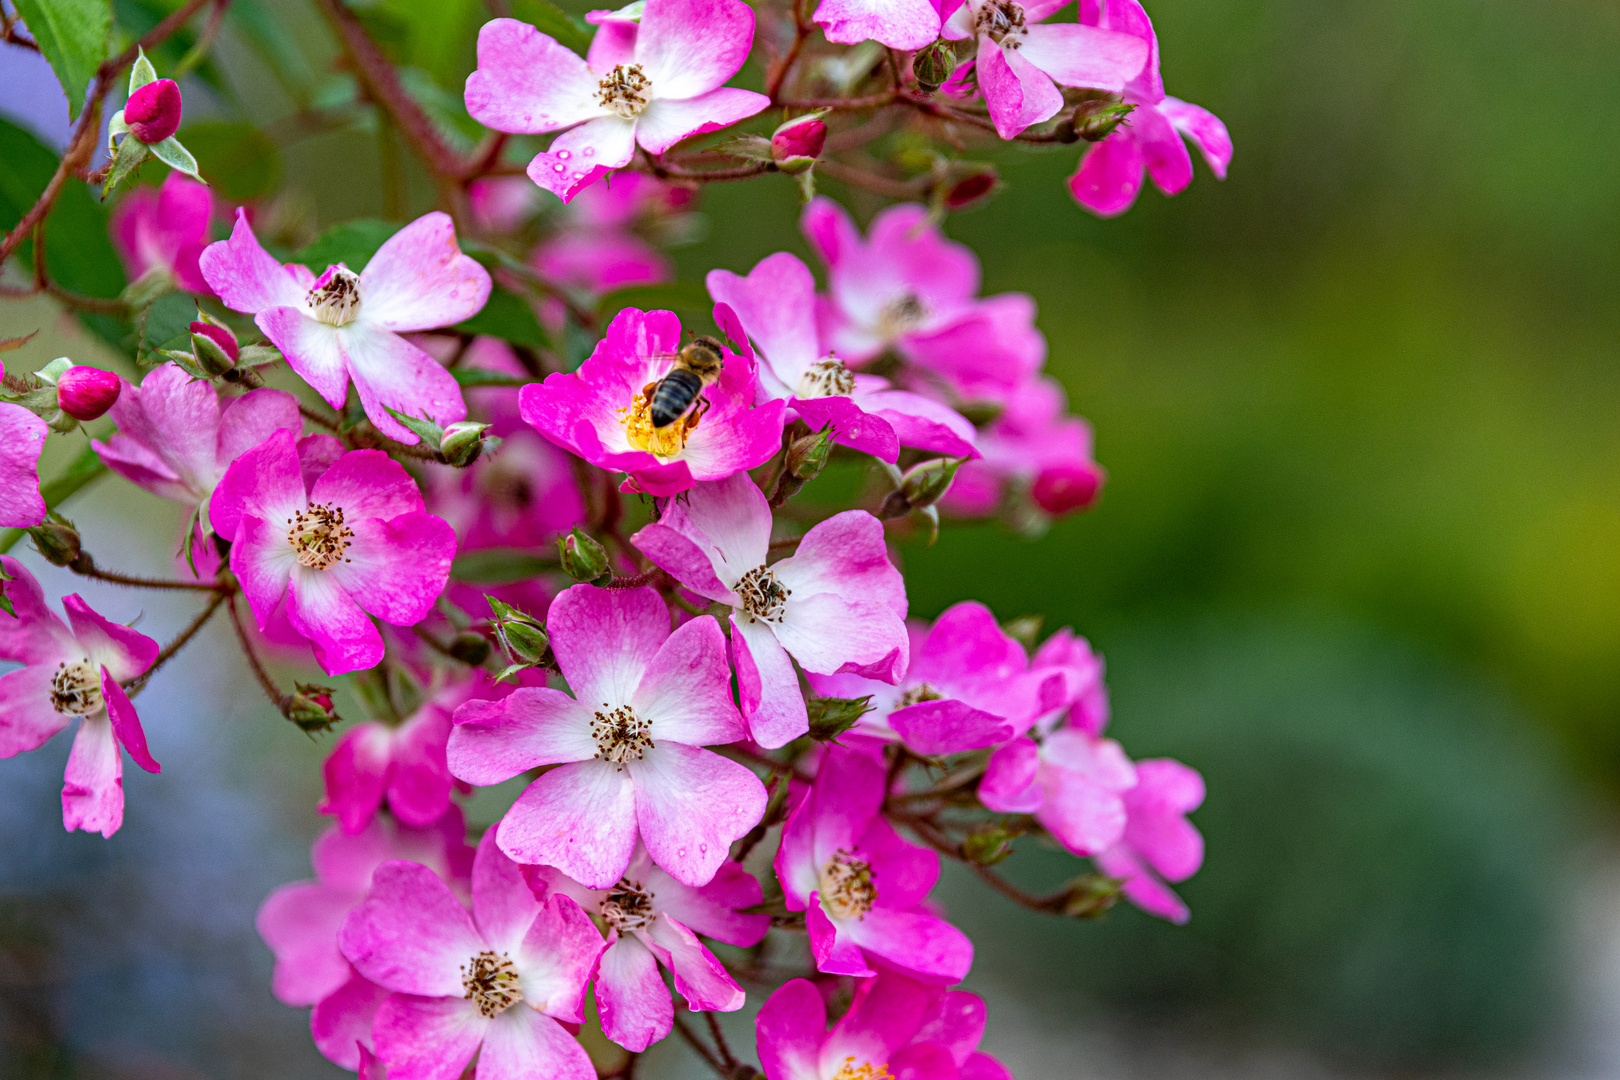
[226,594,284,708]
[670,1013,729,1080]
[68,554,224,592]
[888,808,1071,914]
[123,589,230,696]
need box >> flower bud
[806,695,873,742]
[189,320,240,370]
[961,825,1020,866]
[439,421,491,468]
[881,457,963,518]
[282,682,341,735]
[1061,873,1123,919]
[27,514,82,567]
[941,167,999,210]
[771,113,827,174]
[448,631,492,667]
[557,526,611,584]
[786,424,834,481]
[912,40,957,93]
[486,596,551,667]
[1031,462,1104,516]
[1071,98,1135,143]
[55,365,121,422]
[125,78,183,144]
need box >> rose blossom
[526,845,769,1051]
[200,209,490,444]
[210,429,457,675]
[980,723,1137,856]
[813,0,944,50]
[109,172,214,293]
[632,473,909,749]
[1094,757,1205,923]
[0,557,160,837]
[448,584,767,889]
[519,307,785,497]
[0,403,48,529]
[464,0,769,203]
[940,375,1104,520]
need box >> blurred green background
[5,0,1620,1076]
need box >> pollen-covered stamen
[50,660,103,716]
[306,266,362,327]
[601,878,656,932]
[592,704,653,765]
[895,683,944,708]
[974,0,1028,46]
[831,1058,894,1080]
[877,292,928,340]
[286,502,353,569]
[797,357,856,399]
[597,64,653,119]
[820,849,877,921]
[619,389,693,460]
[734,565,790,623]
[460,951,523,1018]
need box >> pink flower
[532,174,685,299]
[775,745,972,982]
[585,4,643,69]
[124,77,183,143]
[940,376,1103,519]
[706,252,977,462]
[519,307,785,497]
[814,0,945,50]
[338,829,605,1080]
[200,210,491,444]
[1029,626,1109,735]
[209,429,458,675]
[632,473,909,749]
[980,725,1136,856]
[801,199,1045,404]
[526,846,769,1051]
[1094,757,1204,923]
[109,173,214,293]
[1069,0,1232,217]
[464,0,769,203]
[447,584,767,889]
[54,366,121,422]
[0,403,47,529]
[757,972,1013,1080]
[770,113,828,166]
[0,557,160,838]
[257,807,474,1068]
[809,602,1066,757]
[940,0,1149,139]
[93,362,301,519]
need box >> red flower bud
[189,320,239,363]
[55,365,121,422]
[125,78,183,144]
[943,169,999,210]
[1031,462,1104,516]
[771,115,827,166]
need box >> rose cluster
[0,0,1225,1076]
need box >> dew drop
[582,147,595,158]
[558,150,571,159]
[554,163,566,173]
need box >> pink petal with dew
[791,395,899,462]
[465,18,604,134]
[731,616,808,750]
[814,0,941,49]
[512,895,605,1022]
[476,997,597,1080]
[1160,96,1232,178]
[287,565,386,676]
[1018,22,1151,92]
[642,914,744,1011]
[359,212,492,332]
[547,584,671,713]
[756,980,827,1080]
[0,403,47,528]
[257,880,360,1005]
[596,933,671,1051]
[0,557,77,665]
[634,88,770,155]
[653,860,770,947]
[0,666,74,758]
[447,689,597,785]
[632,615,745,747]
[807,900,875,977]
[527,117,638,203]
[340,860,485,997]
[629,741,766,887]
[498,759,639,889]
[61,594,159,682]
[322,722,393,834]
[1068,128,1147,217]
[200,209,306,313]
[342,324,470,443]
[101,670,158,774]
[979,738,1044,813]
[311,974,390,1070]
[61,715,122,837]
[329,512,457,626]
[635,0,756,99]
[373,993,487,1080]
[256,307,351,409]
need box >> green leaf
[180,123,281,199]
[141,291,198,355]
[509,0,591,55]
[452,548,558,584]
[293,218,402,271]
[0,445,108,555]
[451,367,529,388]
[453,286,550,348]
[147,135,201,180]
[102,135,150,196]
[13,0,110,120]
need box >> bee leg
[640,382,658,404]
[686,394,712,431]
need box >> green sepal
[128,47,158,93]
[381,405,445,447]
[147,136,203,182]
[102,135,150,197]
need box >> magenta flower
[1069,0,1232,217]
[0,557,160,838]
[526,845,769,1051]
[814,0,944,50]
[464,0,769,203]
[0,403,47,529]
[801,198,1046,403]
[1094,757,1205,923]
[940,375,1104,519]
[339,830,605,1080]
[980,725,1136,856]
[707,252,977,462]
[447,584,767,889]
[124,77,183,143]
[809,601,1066,757]
[758,972,1012,1080]
[775,745,972,982]
[200,210,490,444]
[940,0,1149,139]
[109,173,214,294]
[55,366,121,422]
[519,308,785,497]
[257,807,474,1068]
[209,429,458,675]
[632,473,909,749]
[1029,626,1109,735]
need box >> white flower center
[307,266,362,327]
[461,951,523,1017]
[734,565,790,623]
[51,660,103,716]
[975,0,1028,46]
[796,357,856,399]
[592,704,653,765]
[819,849,877,920]
[876,293,928,340]
[601,878,656,932]
[597,64,653,119]
[286,502,353,570]
[894,683,944,708]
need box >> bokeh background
[4,0,1620,1076]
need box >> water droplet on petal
[583,147,595,158]
[558,150,570,159]
[554,163,566,172]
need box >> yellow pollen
[831,1057,893,1080]
[619,389,696,460]
[286,502,353,570]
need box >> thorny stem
[603,568,663,590]
[227,594,284,708]
[889,809,1070,914]
[68,555,223,593]
[670,1013,729,1080]
[123,589,230,696]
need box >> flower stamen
[602,878,656,932]
[306,266,362,327]
[797,357,856,399]
[819,849,877,920]
[592,704,653,766]
[597,64,653,119]
[974,0,1028,46]
[895,683,944,708]
[461,951,523,1017]
[734,565,790,623]
[50,660,103,716]
[877,293,928,339]
[619,387,695,460]
[287,502,353,570]
[831,1058,894,1080]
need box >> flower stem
[226,595,284,708]
[123,589,230,696]
[69,555,223,593]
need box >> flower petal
[634,88,770,155]
[641,915,744,1011]
[217,386,303,471]
[1160,95,1232,179]
[61,715,123,837]
[1018,23,1150,92]
[0,665,73,758]
[287,565,386,676]
[1068,129,1147,217]
[814,0,941,49]
[756,980,827,1080]
[840,905,973,983]
[465,18,604,134]
[359,212,492,332]
[975,37,1063,139]
[498,760,639,889]
[101,667,158,773]
[311,973,390,1069]
[342,326,470,443]
[705,253,820,388]
[887,698,1012,757]
[256,307,351,410]
[807,899,874,976]
[635,0,756,99]
[651,860,769,947]
[632,614,744,746]
[0,557,75,665]
[60,595,158,683]
[448,689,598,785]
[257,879,359,1006]
[373,993,487,1080]
[731,615,808,750]
[199,208,305,312]
[547,584,670,712]
[340,860,485,996]
[629,742,766,887]
[328,512,456,627]
[595,933,672,1052]
[476,1000,596,1080]
[309,449,425,521]
[513,894,605,1022]
[210,427,308,544]
[229,513,298,631]
[527,117,638,203]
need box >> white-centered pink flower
[942,0,1150,140]
[200,210,490,444]
[464,0,769,203]
[1094,757,1205,923]
[980,723,1137,855]
[0,557,160,838]
[526,844,769,1051]
[632,473,909,749]
[813,0,945,50]
[707,251,978,463]
[339,830,605,1080]
[0,403,48,529]
[448,584,767,889]
[109,172,215,293]
[210,429,458,676]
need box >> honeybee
[645,336,725,429]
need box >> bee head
[682,337,725,380]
